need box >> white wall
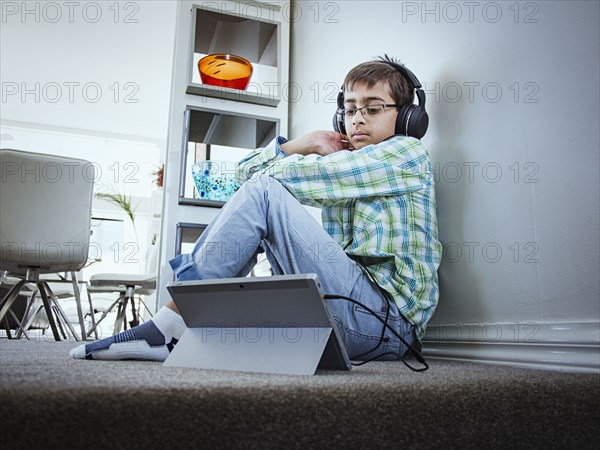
[1,0,177,141]
[289,1,599,368]
[1,0,178,278]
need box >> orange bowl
[198,54,253,90]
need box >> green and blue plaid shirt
[236,135,442,339]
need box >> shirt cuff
[275,136,289,157]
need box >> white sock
[69,307,186,362]
[153,306,186,343]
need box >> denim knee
[169,253,201,281]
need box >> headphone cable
[339,240,428,371]
[323,293,428,372]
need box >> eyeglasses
[340,104,399,119]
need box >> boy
[71,56,442,364]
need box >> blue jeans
[169,175,415,361]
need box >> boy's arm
[236,132,430,202]
[280,131,349,157]
[235,136,288,183]
[278,135,431,201]
[236,132,348,208]
[235,131,347,182]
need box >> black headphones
[333,58,429,139]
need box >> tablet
[163,273,352,375]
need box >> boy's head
[344,59,415,108]
[335,56,428,149]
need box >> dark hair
[343,55,414,107]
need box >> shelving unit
[157,0,289,304]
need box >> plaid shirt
[236,135,442,338]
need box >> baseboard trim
[422,321,600,372]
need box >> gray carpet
[1,339,599,450]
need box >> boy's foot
[70,307,186,362]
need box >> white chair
[0,148,94,341]
[85,273,156,337]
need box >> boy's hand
[281,131,350,156]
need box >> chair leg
[44,282,79,341]
[0,280,30,338]
[15,289,39,339]
[40,282,80,342]
[83,288,151,337]
[0,280,29,320]
[70,271,87,341]
[86,294,124,338]
[86,289,99,340]
[51,305,68,340]
[19,284,52,338]
[2,316,13,338]
[9,309,30,340]
[120,285,138,329]
[113,297,128,334]
[138,297,155,319]
[129,296,139,328]
[37,283,61,341]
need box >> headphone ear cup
[408,106,429,140]
[395,104,429,139]
[395,104,412,137]
[333,111,346,135]
[333,88,346,135]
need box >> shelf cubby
[178,106,279,207]
[187,4,281,106]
